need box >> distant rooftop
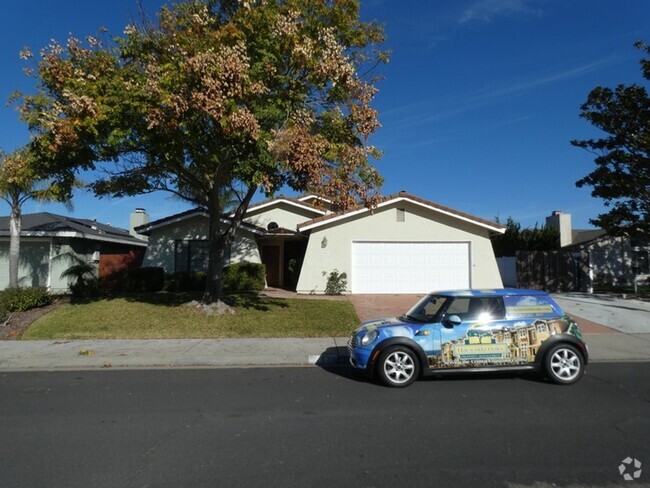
[0,212,147,246]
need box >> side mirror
[443,314,462,327]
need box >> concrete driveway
[553,292,650,334]
[265,287,644,335]
[345,292,638,336]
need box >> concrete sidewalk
[0,292,648,371]
[0,338,351,371]
[0,333,648,372]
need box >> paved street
[1,364,649,488]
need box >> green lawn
[22,293,360,340]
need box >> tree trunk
[203,196,226,304]
[203,228,227,304]
[202,185,258,304]
[8,206,21,288]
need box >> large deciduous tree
[16,0,387,304]
[0,147,74,288]
[571,41,650,237]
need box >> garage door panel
[351,242,470,294]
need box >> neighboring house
[0,211,148,292]
[136,191,506,294]
[546,211,650,287]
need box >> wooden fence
[515,251,590,292]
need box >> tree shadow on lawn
[71,291,290,312]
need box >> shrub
[126,267,165,292]
[165,271,206,292]
[325,269,347,295]
[0,287,53,313]
[222,262,265,292]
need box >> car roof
[432,289,549,298]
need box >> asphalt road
[1,364,649,488]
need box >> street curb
[0,333,648,372]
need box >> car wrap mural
[431,316,580,368]
[349,292,584,370]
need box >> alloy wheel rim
[384,351,415,384]
[550,348,581,381]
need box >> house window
[633,249,649,275]
[175,240,210,273]
[396,208,405,222]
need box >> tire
[377,346,419,388]
[544,344,585,385]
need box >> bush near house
[325,270,348,295]
[162,263,264,293]
[126,267,165,292]
[164,271,207,292]
[222,262,265,292]
[0,287,53,319]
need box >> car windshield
[402,294,449,323]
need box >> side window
[480,297,505,320]
[446,297,471,319]
[447,297,505,322]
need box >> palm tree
[0,147,76,288]
[59,254,98,298]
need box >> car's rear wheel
[544,344,584,385]
[377,346,419,388]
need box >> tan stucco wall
[141,215,261,273]
[296,201,503,294]
[244,202,322,231]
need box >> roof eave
[135,210,267,236]
[298,196,505,233]
[0,231,148,247]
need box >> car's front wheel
[377,346,419,388]
[544,344,585,385]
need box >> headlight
[360,329,379,346]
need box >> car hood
[356,316,408,332]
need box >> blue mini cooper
[348,289,588,387]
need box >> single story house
[136,191,506,294]
[547,210,650,287]
[0,212,148,292]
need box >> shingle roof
[569,228,609,247]
[134,207,267,235]
[0,212,147,246]
[297,191,506,233]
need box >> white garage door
[351,241,470,294]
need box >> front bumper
[347,335,373,370]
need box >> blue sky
[1,0,648,231]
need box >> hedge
[222,262,265,292]
[164,271,206,292]
[126,267,165,292]
[0,287,53,319]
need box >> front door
[261,245,281,287]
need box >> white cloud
[459,0,543,24]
